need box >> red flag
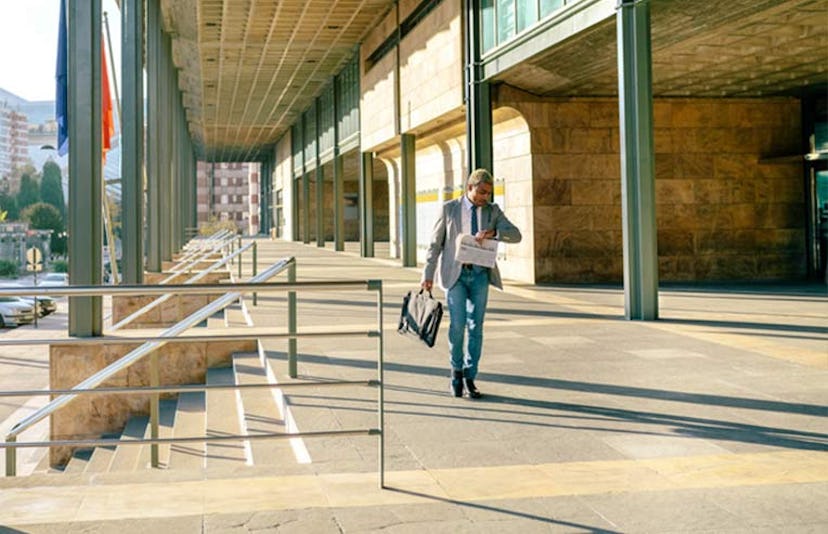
[101,43,114,161]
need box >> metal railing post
[237,236,243,270]
[5,437,15,476]
[150,352,159,468]
[238,241,243,279]
[288,261,297,378]
[376,281,385,489]
[252,242,258,306]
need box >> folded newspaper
[455,234,497,268]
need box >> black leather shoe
[465,379,482,399]
[451,370,464,397]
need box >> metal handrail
[3,380,380,398]
[111,240,255,330]
[177,228,230,257]
[0,328,379,347]
[0,280,379,299]
[4,258,293,442]
[166,230,235,275]
[1,260,385,486]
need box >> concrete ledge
[111,271,230,329]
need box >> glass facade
[482,0,570,53]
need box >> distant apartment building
[0,99,29,192]
[197,161,260,234]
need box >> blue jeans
[446,267,490,379]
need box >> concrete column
[400,134,416,267]
[121,0,144,283]
[360,151,374,257]
[68,0,103,336]
[617,0,658,320]
[145,0,161,271]
[465,0,493,173]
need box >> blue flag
[56,0,68,156]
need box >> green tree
[16,173,40,212]
[40,161,65,219]
[0,191,18,220]
[21,202,65,255]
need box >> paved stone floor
[0,238,826,533]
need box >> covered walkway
[1,238,826,532]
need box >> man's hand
[474,229,495,243]
[421,280,433,292]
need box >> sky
[0,0,121,102]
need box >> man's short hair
[467,168,494,188]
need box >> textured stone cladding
[496,87,804,282]
[49,338,256,466]
[111,270,231,328]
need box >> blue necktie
[471,205,478,235]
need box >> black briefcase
[397,289,443,348]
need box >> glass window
[516,0,538,32]
[481,0,495,53]
[497,0,516,46]
[540,0,565,19]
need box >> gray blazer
[422,198,522,291]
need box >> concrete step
[154,399,178,469]
[168,391,207,470]
[62,448,92,474]
[232,352,295,466]
[224,303,249,327]
[206,309,226,329]
[205,367,248,468]
[108,415,149,471]
[83,434,118,473]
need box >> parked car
[0,297,35,328]
[0,283,58,317]
[37,273,69,288]
[19,295,58,317]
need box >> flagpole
[102,11,121,286]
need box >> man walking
[421,168,522,398]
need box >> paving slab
[0,238,826,532]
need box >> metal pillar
[121,0,144,283]
[191,151,198,231]
[68,0,103,336]
[400,134,417,267]
[333,150,344,251]
[302,171,311,244]
[360,151,374,257]
[160,34,174,262]
[333,77,344,251]
[315,100,325,247]
[465,0,493,174]
[291,174,299,242]
[315,165,324,247]
[617,0,658,320]
[146,0,162,271]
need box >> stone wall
[360,0,463,152]
[49,337,256,466]
[111,271,230,328]
[495,85,805,283]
